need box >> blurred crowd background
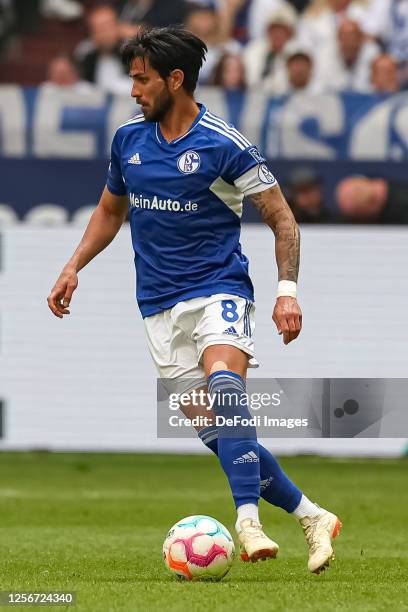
[0,3,407,460]
[0,0,408,224]
[1,0,407,95]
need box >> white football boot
[238,518,279,562]
[300,510,342,574]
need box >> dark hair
[121,25,207,94]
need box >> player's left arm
[247,183,302,345]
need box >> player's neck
[159,97,200,144]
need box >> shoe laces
[241,520,266,539]
[302,520,320,553]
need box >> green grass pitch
[0,452,407,611]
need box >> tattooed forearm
[248,185,300,282]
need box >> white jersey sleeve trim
[209,176,243,218]
[234,164,278,196]
[204,112,252,148]
[118,114,145,129]
[199,119,246,150]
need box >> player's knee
[209,360,228,375]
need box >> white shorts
[144,294,258,393]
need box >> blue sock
[207,370,260,508]
[199,427,301,513]
[258,447,302,512]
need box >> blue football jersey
[107,103,277,318]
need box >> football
[163,515,235,581]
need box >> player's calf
[207,369,260,505]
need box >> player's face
[129,57,174,122]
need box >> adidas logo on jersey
[128,153,141,165]
[233,451,259,464]
[223,326,238,336]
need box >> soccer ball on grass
[163,515,235,581]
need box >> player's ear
[169,69,184,92]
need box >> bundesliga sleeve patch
[248,146,266,164]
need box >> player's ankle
[235,503,260,532]
[291,494,324,520]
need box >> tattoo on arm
[248,185,300,282]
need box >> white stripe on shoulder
[205,112,251,148]
[200,119,246,151]
[203,114,251,149]
[118,114,145,128]
[205,111,251,147]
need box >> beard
[142,86,174,122]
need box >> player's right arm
[47,186,128,318]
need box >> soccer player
[47,26,341,574]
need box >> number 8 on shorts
[221,300,239,322]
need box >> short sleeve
[106,130,127,196]
[222,144,278,196]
